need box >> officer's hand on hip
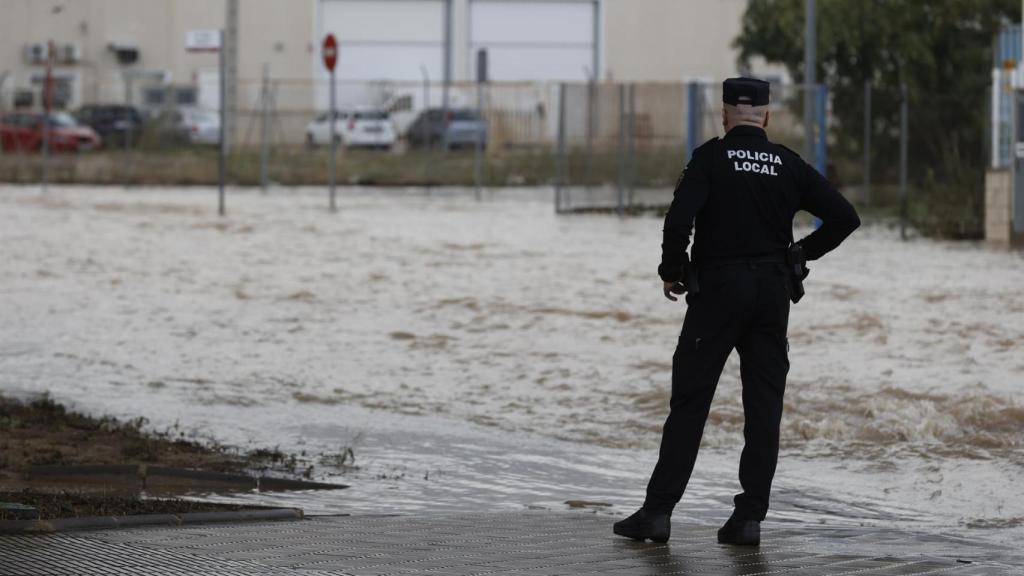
[663,281,685,301]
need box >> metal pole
[218,30,226,217]
[224,0,239,154]
[686,81,700,160]
[803,0,816,160]
[584,75,595,189]
[1016,88,1024,233]
[591,0,600,85]
[815,84,827,173]
[419,64,430,182]
[329,68,337,212]
[41,40,54,193]
[616,83,626,217]
[555,82,567,213]
[260,63,270,192]
[992,68,1002,169]
[899,82,909,240]
[863,80,871,205]
[124,74,133,153]
[474,81,483,199]
[441,0,452,151]
[627,83,636,208]
[474,49,487,200]
[1016,89,1024,233]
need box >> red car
[0,111,102,153]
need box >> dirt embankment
[0,394,250,474]
[0,394,313,519]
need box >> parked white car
[181,107,220,145]
[152,107,220,146]
[305,108,396,150]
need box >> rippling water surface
[1,185,1022,548]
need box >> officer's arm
[795,161,860,261]
[658,149,711,282]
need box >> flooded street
[1,185,1022,547]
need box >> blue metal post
[815,83,828,174]
[686,81,700,160]
[813,83,827,229]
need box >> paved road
[0,512,1018,575]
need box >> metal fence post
[686,81,701,161]
[555,82,567,213]
[218,29,226,217]
[1014,88,1019,234]
[474,49,488,201]
[41,40,54,194]
[418,65,431,185]
[899,83,909,240]
[441,0,452,152]
[584,76,596,190]
[260,63,270,193]
[803,0,817,160]
[863,80,871,206]
[616,83,626,217]
[626,83,636,210]
[329,65,337,213]
[815,83,827,174]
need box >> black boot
[613,509,671,543]
[717,516,760,546]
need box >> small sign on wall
[185,30,221,53]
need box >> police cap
[723,77,770,106]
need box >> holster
[785,244,808,304]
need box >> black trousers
[643,262,790,521]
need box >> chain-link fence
[1,71,979,236]
[553,81,821,214]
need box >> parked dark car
[0,111,101,153]
[406,108,488,150]
[75,104,143,147]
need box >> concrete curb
[0,508,303,534]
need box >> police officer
[613,77,860,545]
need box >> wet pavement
[0,512,1019,575]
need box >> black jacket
[659,125,860,282]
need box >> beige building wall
[603,0,785,83]
[0,0,314,109]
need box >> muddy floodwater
[1,186,1022,547]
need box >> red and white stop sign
[322,34,338,72]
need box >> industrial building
[0,0,783,143]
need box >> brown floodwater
[1,185,1021,550]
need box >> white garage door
[317,0,446,109]
[469,0,596,82]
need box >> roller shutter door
[469,0,596,81]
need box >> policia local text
[729,149,782,176]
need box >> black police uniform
[643,78,861,523]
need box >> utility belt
[683,245,808,304]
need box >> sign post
[323,34,339,213]
[186,29,225,215]
[41,40,54,194]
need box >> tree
[735,0,1020,236]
